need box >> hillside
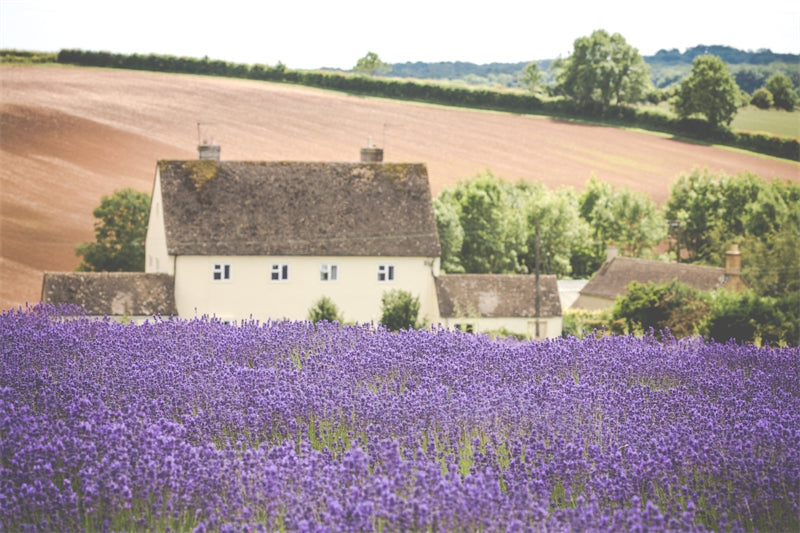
[1,65,798,311]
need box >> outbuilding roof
[435,274,562,318]
[579,256,728,299]
[156,160,441,257]
[41,272,177,316]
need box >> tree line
[54,48,799,161]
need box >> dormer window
[271,264,289,281]
[213,263,231,281]
[320,264,338,281]
[377,264,395,282]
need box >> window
[455,324,474,333]
[213,263,231,281]
[320,264,338,281]
[271,263,289,281]
[377,264,395,282]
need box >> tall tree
[672,55,739,127]
[765,72,798,111]
[578,176,666,259]
[554,29,650,108]
[519,62,543,94]
[353,51,391,76]
[75,188,151,272]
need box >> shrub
[307,296,343,324]
[612,280,708,337]
[380,289,422,331]
[702,289,798,346]
[750,88,774,109]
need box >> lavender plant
[2,304,798,532]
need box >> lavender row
[1,304,798,531]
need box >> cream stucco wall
[144,169,172,275]
[439,316,562,339]
[174,255,441,324]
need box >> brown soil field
[2,65,798,311]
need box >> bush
[380,289,422,331]
[702,289,798,346]
[307,296,343,324]
[612,280,708,337]
[750,88,774,109]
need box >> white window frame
[377,264,395,282]
[271,263,289,282]
[320,263,338,282]
[213,263,231,281]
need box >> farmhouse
[572,244,747,310]
[43,144,563,337]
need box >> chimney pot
[725,244,742,275]
[360,146,383,163]
[198,143,220,161]
[606,243,618,262]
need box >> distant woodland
[382,46,800,93]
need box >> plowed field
[2,65,798,310]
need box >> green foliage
[673,55,739,127]
[75,188,151,272]
[517,182,594,278]
[750,88,773,110]
[702,289,799,346]
[561,308,615,338]
[0,49,58,64]
[380,290,422,331]
[665,169,799,264]
[436,172,526,274]
[578,176,666,261]
[554,29,650,108]
[765,73,798,111]
[433,197,465,273]
[353,52,391,77]
[307,296,343,324]
[519,62,542,93]
[612,280,709,338]
[434,173,595,277]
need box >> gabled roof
[579,256,727,299]
[157,161,441,257]
[41,272,176,316]
[435,274,562,318]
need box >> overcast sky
[2,0,798,70]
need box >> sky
[2,0,799,70]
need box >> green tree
[519,62,543,94]
[433,196,465,273]
[578,176,666,259]
[442,172,526,274]
[702,289,796,346]
[353,51,391,76]
[750,88,773,109]
[307,296,343,323]
[516,182,593,277]
[673,55,739,127]
[75,188,151,272]
[665,170,798,264]
[380,289,422,331]
[765,72,798,111]
[554,29,650,108]
[612,280,709,338]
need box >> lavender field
[2,305,798,532]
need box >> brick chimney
[723,244,748,292]
[606,243,619,262]
[725,244,742,276]
[360,137,383,162]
